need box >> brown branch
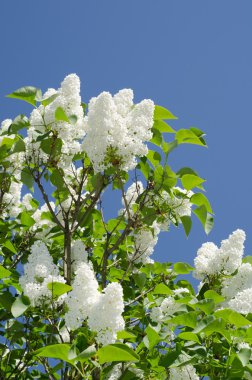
[33,174,65,230]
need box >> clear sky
[1,0,252,266]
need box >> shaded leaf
[11,295,30,318]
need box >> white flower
[169,365,199,380]
[88,282,125,346]
[64,262,99,330]
[150,297,180,323]
[27,74,86,168]
[228,288,252,315]
[194,229,246,280]
[65,263,125,346]
[173,288,190,296]
[131,222,160,264]
[1,119,12,133]
[121,181,144,218]
[222,263,252,299]
[19,241,65,307]
[71,240,88,272]
[57,326,70,343]
[2,180,22,218]
[82,89,154,172]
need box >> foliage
[0,74,251,380]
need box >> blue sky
[1,0,252,266]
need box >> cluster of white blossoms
[228,288,252,315]
[121,182,193,264]
[195,229,252,315]
[132,222,160,264]
[169,365,199,380]
[121,181,144,218]
[82,89,155,172]
[0,120,24,218]
[65,241,125,346]
[106,363,144,380]
[194,229,245,280]
[26,74,86,169]
[222,263,252,299]
[19,241,65,307]
[150,296,181,323]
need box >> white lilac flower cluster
[82,89,155,172]
[150,296,181,323]
[0,120,23,218]
[106,363,144,380]
[132,222,160,264]
[121,182,193,264]
[194,229,245,280]
[26,74,86,169]
[169,365,199,380]
[64,241,125,346]
[19,241,65,307]
[194,229,252,315]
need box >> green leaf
[11,295,30,318]
[214,309,252,327]
[12,137,26,153]
[55,107,69,122]
[41,93,59,106]
[169,311,198,328]
[154,105,177,120]
[195,299,215,315]
[147,150,161,167]
[1,137,15,149]
[36,131,51,142]
[201,318,231,341]
[137,159,150,179]
[154,165,177,191]
[153,283,172,295]
[9,115,29,133]
[40,137,62,156]
[174,262,193,274]
[21,168,34,191]
[47,282,72,297]
[98,343,139,364]
[20,211,35,227]
[180,216,192,237]
[176,167,199,178]
[178,332,201,344]
[162,140,178,155]
[0,265,11,279]
[193,315,215,333]
[133,273,146,290]
[35,344,73,364]
[190,193,213,213]
[50,170,65,188]
[176,129,207,146]
[73,345,96,363]
[193,205,214,234]
[153,119,175,133]
[6,86,40,106]
[0,291,15,311]
[237,348,252,367]
[243,256,252,265]
[145,325,160,349]
[117,331,137,340]
[204,290,225,304]
[150,128,163,146]
[181,174,205,191]
[68,115,77,124]
[3,240,17,254]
